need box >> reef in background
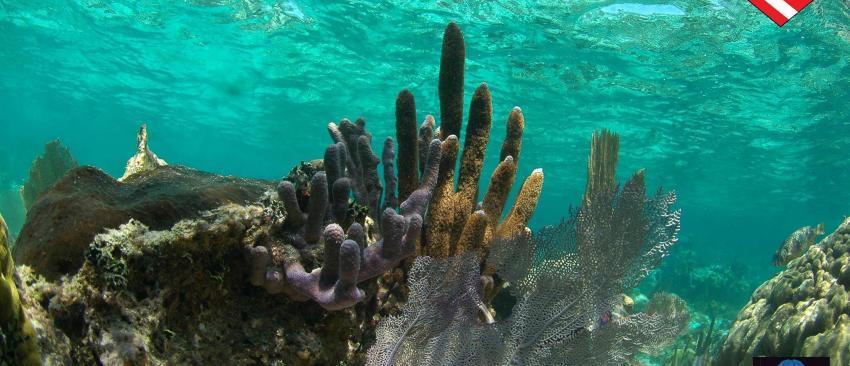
[0,189,24,244]
[716,217,850,366]
[20,139,77,211]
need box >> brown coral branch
[438,22,465,141]
[423,24,542,260]
[395,89,419,203]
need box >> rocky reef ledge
[14,165,273,280]
[16,201,381,364]
[716,217,850,365]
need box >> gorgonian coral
[367,130,684,366]
[20,139,77,210]
[247,21,545,312]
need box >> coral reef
[663,313,718,366]
[15,204,386,365]
[6,22,692,366]
[14,165,273,280]
[20,139,77,211]
[643,247,757,318]
[0,213,40,366]
[247,21,544,312]
[715,217,850,366]
[423,22,543,260]
[120,124,167,181]
[367,130,684,365]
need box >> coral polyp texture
[367,130,684,366]
[422,23,543,260]
[716,216,850,366]
[1,213,41,366]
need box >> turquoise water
[1,0,849,284]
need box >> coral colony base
[0,22,844,366]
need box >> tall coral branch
[424,23,543,261]
[438,22,465,141]
[395,90,419,203]
[328,118,383,221]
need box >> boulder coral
[19,204,379,364]
[1,213,40,366]
[715,217,850,365]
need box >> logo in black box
[753,357,830,366]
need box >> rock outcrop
[14,165,273,280]
[16,203,380,365]
[716,217,850,366]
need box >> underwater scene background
[1,0,849,364]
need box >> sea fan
[366,252,484,365]
[367,130,684,366]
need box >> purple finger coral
[249,136,442,311]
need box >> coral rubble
[716,217,850,366]
[20,139,77,211]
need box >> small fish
[772,223,825,266]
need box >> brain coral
[716,217,850,366]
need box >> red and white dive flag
[749,0,813,26]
